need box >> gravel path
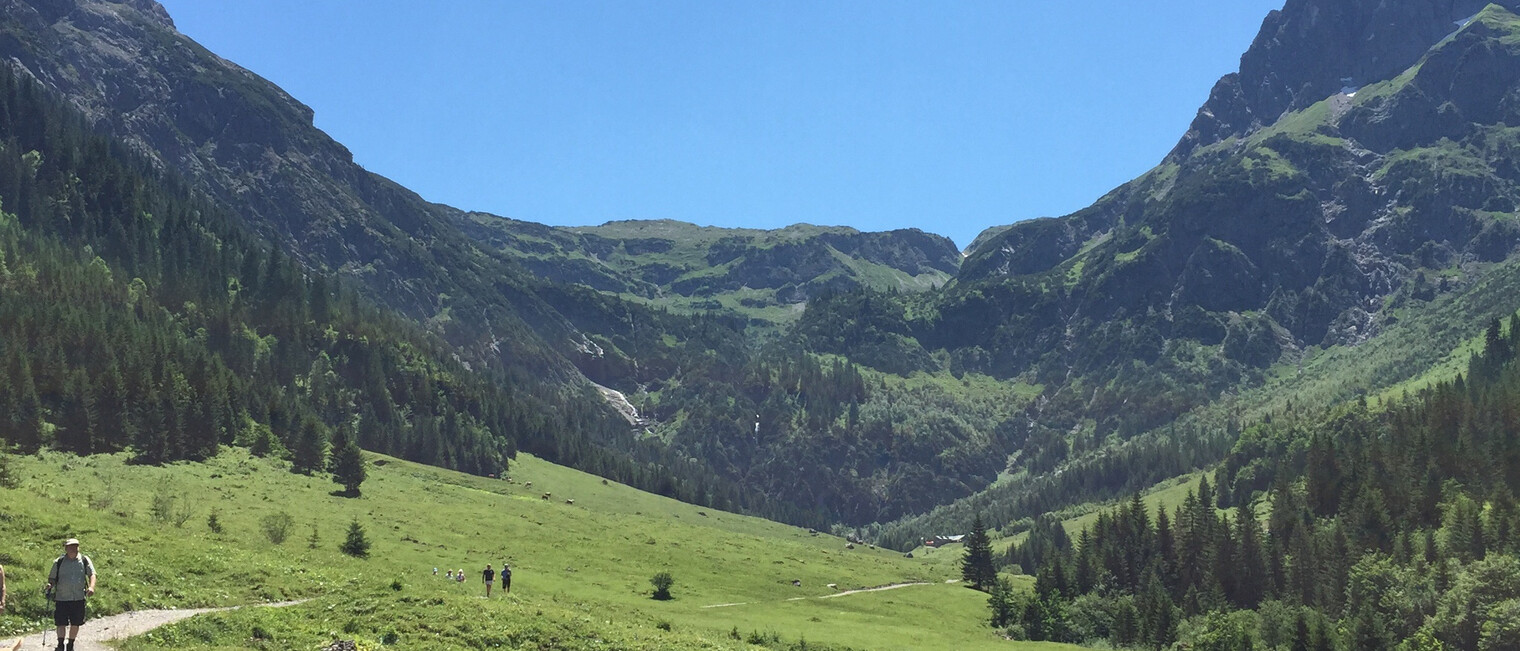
[0,600,304,651]
[816,581,931,598]
[701,581,939,609]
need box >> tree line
[993,313,1520,649]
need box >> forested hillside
[998,312,1520,649]
[0,62,813,524]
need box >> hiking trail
[0,600,304,651]
[701,581,937,609]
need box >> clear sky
[157,1,1284,250]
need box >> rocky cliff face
[1174,0,1519,157]
[0,0,473,320]
[920,5,1520,446]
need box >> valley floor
[0,450,1080,650]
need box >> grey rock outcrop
[1173,0,1520,158]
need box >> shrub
[206,511,223,534]
[260,512,293,544]
[650,571,674,600]
[149,479,176,523]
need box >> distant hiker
[483,564,495,597]
[433,567,438,576]
[502,564,512,593]
[456,569,465,584]
[445,569,453,580]
[45,538,95,651]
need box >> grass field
[0,449,1081,650]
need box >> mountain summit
[1174,0,1519,157]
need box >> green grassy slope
[0,450,1076,650]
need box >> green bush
[650,571,673,600]
[260,512,293,544]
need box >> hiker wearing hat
[45,538,95,651]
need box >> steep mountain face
[0,0,599,385]
[956,3,1520,379]
[454,214,959,323]
[1175,0,1520,157]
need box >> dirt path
[701,581,938,609]
[817,581,931,598]
[0,600,304,651]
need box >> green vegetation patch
[0,448,1051,650]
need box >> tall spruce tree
[340,519,371,558]
[328,423,366,497]
[291,415,327,475]
[961,513,997,591]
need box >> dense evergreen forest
[997,313,1520,649]
[0,63,821,526]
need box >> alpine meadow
[7,0,1520,649]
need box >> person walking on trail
[483,564,495,597]
[45,538,95,651]
[501,563,512,594]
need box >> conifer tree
[1139,569,1178,650]
[340,519,370,558]
[329,424,366,497]
[1233,504,1267,608]
[961,513,997,591]
[291,415,327,475]
[987,577,1017,628]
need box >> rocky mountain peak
[1172,0,1517,158]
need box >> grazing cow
[565,499,575,505]
[542,492,551,500]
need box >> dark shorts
[54,599,86,626]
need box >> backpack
[46,555,94,601]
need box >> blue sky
[158,1,1284,250]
